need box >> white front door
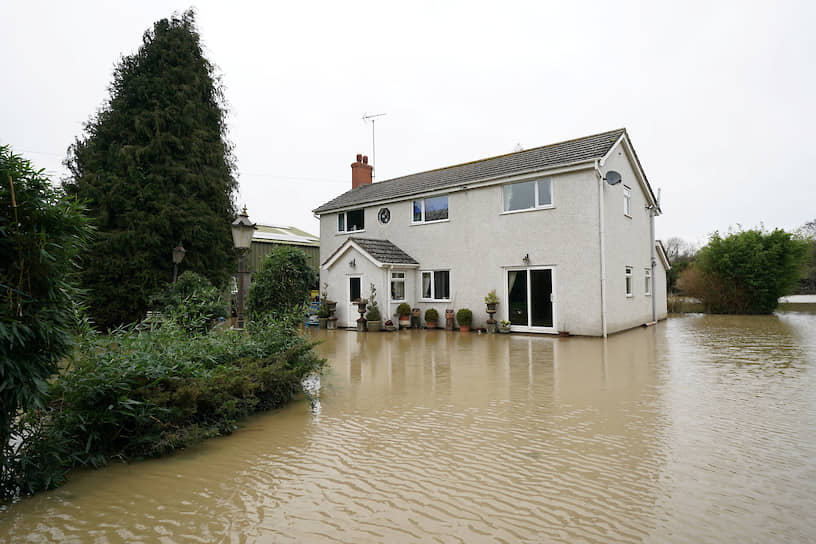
[346,275,362,327]
[506,267,556,333]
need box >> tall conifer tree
[65,10,237,329]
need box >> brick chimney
[351,154,373,189]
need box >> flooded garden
[2,312,815,543]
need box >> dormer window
[338,209,365,232]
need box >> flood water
[2,313,816,543]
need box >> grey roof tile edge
[314,128,626,213]
[321,237,419,267]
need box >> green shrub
[149,271,227,334]
[424,308,439,323]
[456,308,473,326]
[3,312,326,498]
[364,283,380,321]
[1,146,90,499]
[683,228,811,314]
[248,246,316,318]
[397,303,411,317]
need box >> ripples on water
[2,313,815,543]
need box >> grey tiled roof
[314,128,626,213]
[347,237,418,265]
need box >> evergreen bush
[2,313,326,498]
[455,308,473,326]
[1,146,90,498]
[680,228,811,314]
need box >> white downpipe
[649,207,657,324]
[596,161,608,338]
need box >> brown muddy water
[2,313,816,543]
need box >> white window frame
[623,185,632,217]
[644,267,652,296]
[412,195,449,224]
[419,269,451,301]
[337,209,365,233]
[390,271,406,302]
[501,177,554,214]
[625,266,633,297]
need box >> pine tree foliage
[64,10,237,329]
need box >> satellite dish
[604,170,622,185]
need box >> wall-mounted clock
[378,207,391,224]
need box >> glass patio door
[507,268,555,331]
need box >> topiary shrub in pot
[397,302,412,329]
[456,308,473,332]
[424,308,439,329]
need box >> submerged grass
[2,316,326,499]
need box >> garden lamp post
[172,242,186,283]
[231,206,256,329]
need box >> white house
[313,128,669,336]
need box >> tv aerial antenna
[362,113,386,180]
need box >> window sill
[411,219,450,226]
[419,299,451,303]
[624,213,632,219]
[500,205,555,216]
[337,229,366,235]
[626,294,634,298]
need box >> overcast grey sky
[2,0,814,245]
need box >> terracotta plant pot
[459,325,470,332]
[426,321,437,329]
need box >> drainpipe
[649,191,659,324]
[648,207,655,324]
[595,161,608,338]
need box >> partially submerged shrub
[682,228,810,314]
[424,308,439,323]
[3,312,326,498]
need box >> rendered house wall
[318,137,666,336]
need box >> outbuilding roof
[314,128,627,214]
[252,224,320,247]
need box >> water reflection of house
[313,128,669,336]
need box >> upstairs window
[338,209,365,232]
[502,178,553,212]
[420,270,450,300]
[413,195,449,223]
[623,186,632,217]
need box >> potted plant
[355,298,368,314]
[484,289,499,312]
[498,319,511,333]
[424,308,439,329]
[456,308,473,332]
[364,283,381,331]
[384,319,396,332]
[321,282,337,313]
[317,305,330,328]
[397,302,412,329]
[366,304,382,331]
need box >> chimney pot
[351,152,373,189]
